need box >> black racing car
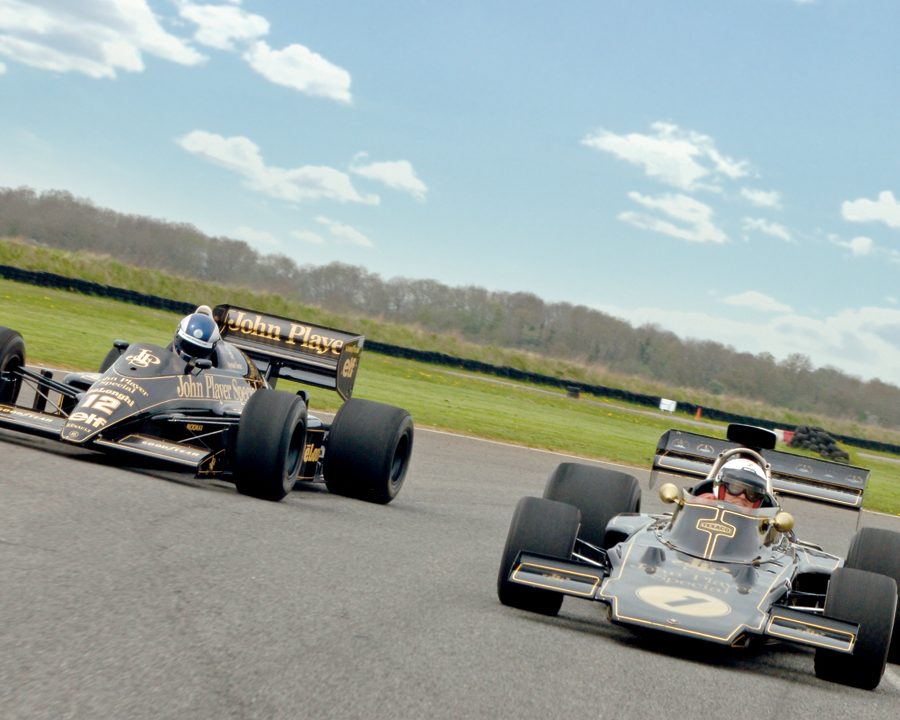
[0,305,413,503]
[498,424,900,690]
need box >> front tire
[814,567,897,689]
[843,527,900,663]
[543,463,640,549]
[0,327,25,405]
[323,399,413,504]
[233,389,307,502]
[497,496,580,616]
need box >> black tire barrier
[0,264,194,314]
[3,264,900,457]
[789,425,851,463]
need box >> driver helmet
[173,312,221,362]
[713,457,769,508]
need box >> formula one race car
[0,305,413,503]
[498,424,900,690]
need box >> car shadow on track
[0,427,340,505]
[506,603,831,689]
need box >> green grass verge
[7,236,900,447]
[1,277,898,516]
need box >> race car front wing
[507,551,858,654]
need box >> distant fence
[3,263,899,456]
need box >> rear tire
[843,527,900,663]
[323,399,413,504]
[814,567,897,689]
[233,390,307,502]
[0,327,25,405]
[543,463,640,549]
[497,496,580,616]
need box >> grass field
[1,277,898,515]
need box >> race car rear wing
[214,305,363,401]
[651,427,870,509]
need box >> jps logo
[126,349,161,368]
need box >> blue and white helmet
[174,312,220,362]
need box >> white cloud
[831,235,874,257]
[740,187,781,209]
[582,121,748,192]
[351,158,428,201]
[244,40,351,103]
[0,0,204,78]
[619,192,727,244]
[842,190,900,229]
[594,302,900,385]
[176,130,379,205]
[741,217,792,242]
[179,2,269,51]
[723,291,793,314]
[232,225,278,247]
[315,216,373,247]
[291,229,325,245]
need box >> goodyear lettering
[133,439,205,458]
[0,406,57,424]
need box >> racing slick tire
[497,496,580,616]
[843,527,900,663]
[323,399,414,504]
[814,567,897,690]
[0,327,25,405]
[233,389,308,502]
[543,463,640,549]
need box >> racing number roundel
[635,585,731,618]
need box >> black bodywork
[0,305,407,497]
[499,425,899,689]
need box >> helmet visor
[721,481,764,503]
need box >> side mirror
[193,358,213,370]
[773,512,794,533]
[113,339,130,350]
[659,483,683,505]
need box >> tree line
[2,185,898,428]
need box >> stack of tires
[789,425,850,463]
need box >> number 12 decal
[80,393,121,415]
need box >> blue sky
[3,1,900,385]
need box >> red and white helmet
[713,458,769,508]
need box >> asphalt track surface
[3,424,900,720]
